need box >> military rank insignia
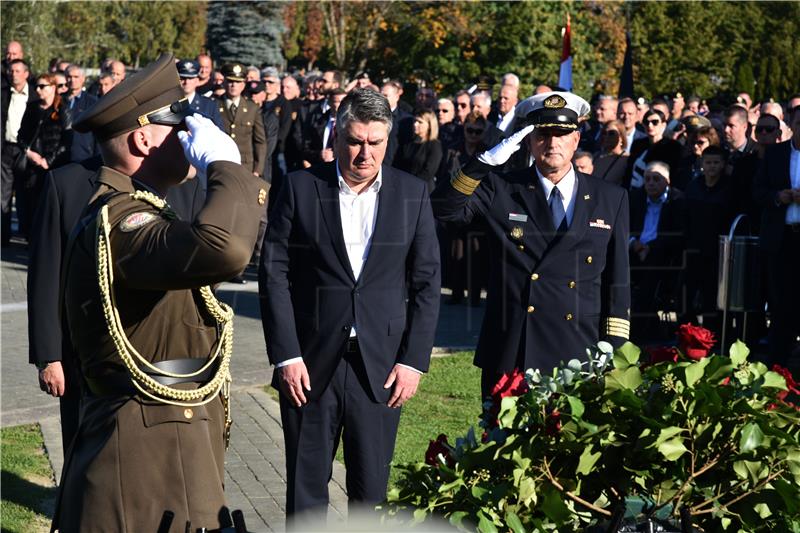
[258,188,268,205]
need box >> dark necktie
[230,102,237,117]
[325,117,336,148]
[549,187,567,232]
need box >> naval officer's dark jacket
[189,92,224,131]
[432,159,631,374]
[55,161,264,533]
[217,95,268,175]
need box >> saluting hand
[278,360,311,407]
[177,114,241,174]
[37,361,66,397]
[384,365,422,408]
[477,125,535,167]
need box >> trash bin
[717,214,761,312]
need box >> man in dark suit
[28,154,207,453]
[297,88,346,167]
[259,88,440,525]
[216,62,267,177]
[433,91,631,398]
[64,65,98,162]
[754,106,800,366]
[380,80,413,165]
[628,161,686,339]
[177,59,224,130]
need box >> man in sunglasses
[433,91,630,399]
[52,53,265,532]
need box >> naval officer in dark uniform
[53,53,265,532]
[177,58,224,130]
[432,91,631,397]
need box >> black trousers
[766,228,800,366]
[1,142,21,244]
[279,346,401,527]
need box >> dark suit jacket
[754,140,794,252]
[189,93,224,131]
[296,104,332,166]
[628,187,687,266]
[66,91,98,162]
[216,96,267,175]
[432,161,630,374]
[259,162,441,403]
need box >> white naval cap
[515,91,591,131]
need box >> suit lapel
[315,163,356,283]
[554,174,597,250]
[359,167,395,278]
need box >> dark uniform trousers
[432,159,631,398]
[279,340,401,526]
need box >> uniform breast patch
[119,211,157,232]
[589,218,611,230]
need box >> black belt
[85,358,220,397]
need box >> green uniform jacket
[53,161,265,533]
[217,96,268,176]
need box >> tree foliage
[206,1,284,68]
[1,1,207,73]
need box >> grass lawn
[0,424,56,533]
[390,352,481,483]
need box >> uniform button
[568,281,576,289]
[565,313,573,321]
[231,133,236,138]
[342,325,350,331]
[530,273,539,281]
[517,244,524,251]
[527,306,535,313]
[183,408,194,419]
[585,256,593,264]
[231,124,236,129]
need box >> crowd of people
[3,37,799,532]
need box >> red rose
[425,434,453,466]
[647,346,679,365]
[491,368,529,401]
[676,324,716,360]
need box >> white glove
[477,125,535,166]
[177,114,241,174]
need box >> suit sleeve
[430,156,495,226]
[258,172,301,365]
[753,148,783,209]
[27,172,63,364]
[601,188,632,347]
[397,182,441,372]
[252,111,267,176]
[109,161,264,290]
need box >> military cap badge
[543,94,567,109]
[232,64,242,76]
[510,226,524,240]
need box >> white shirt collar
[336,162,383,195]
[536,164,576,203]
[11,84,28,96]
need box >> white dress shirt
[276,164,421,373]
[321,115,336,149]
[497,107,516,133]
[4,84,29,143]
[787,140,800,224]
[536,164,578,228]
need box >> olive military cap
[221,62,246,82]
[73,53,190,141]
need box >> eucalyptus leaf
[739,422,765,453]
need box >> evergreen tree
[734,63,756,97]
[206,1,284,68]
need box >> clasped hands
[277,359,421,409]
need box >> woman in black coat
[393,108,442,191]
[626,109,682,190]
[16,72,72,238]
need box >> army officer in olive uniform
[432,92,631,398]
[217,62,268,177]
[54,54,265,532]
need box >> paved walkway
[1,241,482,531]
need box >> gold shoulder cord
[96,191,234,447]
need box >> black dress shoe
[229,275,247,284]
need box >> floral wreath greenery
[384,325,800,532]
